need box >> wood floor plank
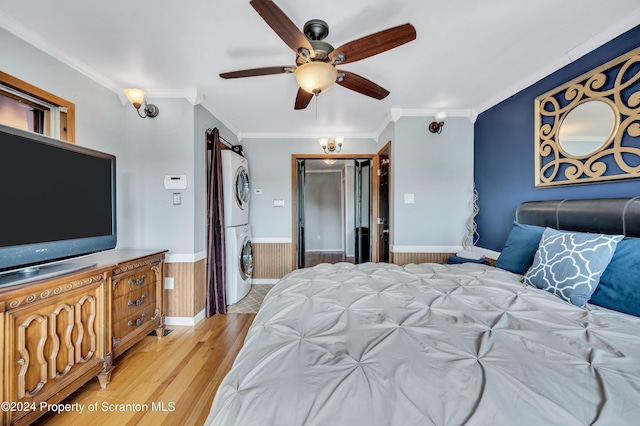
[32,314,255,426]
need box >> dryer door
[234,166,250,210]
[239,236,253,280]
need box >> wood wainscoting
[164,258,206,318]
[252,242,293,280]
[391,252,455,266]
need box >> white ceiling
[2,1,639,139]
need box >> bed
[206,198,640,426]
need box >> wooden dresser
[0,249,166,425]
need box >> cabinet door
[5,279,105,411]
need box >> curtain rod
[206,128,232,149]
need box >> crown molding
[200,99,240,137]
[237,132,377,141]
[388,108,477,123]
[0,11,121,95]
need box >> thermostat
[164,175,187,190]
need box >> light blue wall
[0,27,231,258]
[0,29,122,155]
[391,116,475,248]
[241,137,379,239]
[2,24,476,257]
[119,97,195,253]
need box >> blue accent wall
[474,25,640,252]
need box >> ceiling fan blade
[294,87,314,110]
[337,71,389,100]
[329,23,416,64]
[219,66,293,79]
[250,0,314,56]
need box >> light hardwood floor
[33,314,255,426]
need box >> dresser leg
[97,365,114,389]
[155,324,165,339]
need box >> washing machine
[222,150,250,227]
[225,224,253,305]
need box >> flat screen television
[0,123,116,286]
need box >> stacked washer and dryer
[221,150,253,305]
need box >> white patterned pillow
[523,228,623,307]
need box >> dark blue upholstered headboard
[516,197,640,238]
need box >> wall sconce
[319,137,343,154]
[124,88,159,118]
[428,112,447,134]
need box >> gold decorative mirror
[534,46,640,187]
[557,99,616,157]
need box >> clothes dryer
[222,150,250,227]
[225,224,253,305]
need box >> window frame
[0,71,75,143]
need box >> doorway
[293,155,375,270]
[377,141,391,263]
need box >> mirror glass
[558,100,616,157]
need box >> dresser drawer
[113,302,158,341]
[113,284,155,317]
[112,266,157,299]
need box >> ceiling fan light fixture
[295,62,338,95]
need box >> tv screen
[0,124,116,278]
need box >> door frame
[376,141,391,263]
[291,153,378,271]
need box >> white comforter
[206,263,640,426]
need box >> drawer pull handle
[128,294,146,307]
[128,313,146,327]
[17,358,25,366]
[128,274,146,286]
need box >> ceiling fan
[220,0,417,110]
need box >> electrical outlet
[164,277,175,290]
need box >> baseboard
[252,279,279,285]
[164,309,206,327]
[391,245,463,253]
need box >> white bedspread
[206,263,640,426]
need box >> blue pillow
[590,238,640,316]
[496,221,545,274]
[523,228,623,307]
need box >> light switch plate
[404,193,415,204]
[164,277,174,290]
[273,199,285,207]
